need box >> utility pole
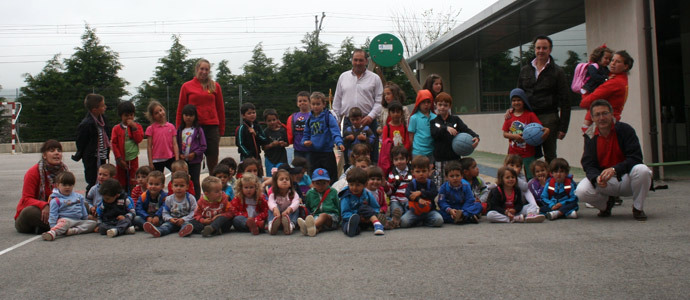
[314,12,325,42]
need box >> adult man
[575,100,652,221]
[333,49,384,162]
[517,35,570,163]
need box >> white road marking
[0,235,41,256]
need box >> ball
[523,123,545,146]
[452,132,475,156]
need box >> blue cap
[312,168,330,181]
[509,88,533,111]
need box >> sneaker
[598,197,615,217]
[566,211,578,219]
[178,223,194,237]
[346,214,360,237]
[246,218,260,235]
[143,222,160,238]
[392,208,402,228]
[297,218,308,236]
[632,207,647,221]
[42,230,56,241]
[65,228,80,236]
[269,216,281,235]
[305,215,317,237]
[201,225,214,237]
[546,211,561,220]
[376,213,388,229]
[585,203,596,209]
[453,210,464,224]
[374,223,384,235]
[467,215,480,224]
[525,213,545,223]
[281,215,292,235]
[613,196,623,206]
[512,215,524,223]
[126,226,136,235]
[106,228,118,238]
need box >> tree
[237,43,279,110]
[0,85,9,143]
[562,50,584,106]
[216,59,241,134]
[392,7,461,57]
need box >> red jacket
[16,164,51,219]
[193,193,233,221]
[111,123,144,161]
[581,73,628,122]
[177,78,225,135]
[229,195,269,223]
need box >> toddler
[438,161,482,224]
[130,166,151,206]
[230,173,268,235]
[385,145,412,228]
[143,171,197,237]
[86,163,117,216]
[191,176,234,237]
[134,170,167,229]
[267,169,300,235]
[298,168,340,237]
[487,167,545,223]
[340,168,384,237]
[213,164,235,201]
[540,158,579,220]
[42,171,97,241]
[401,156,443,228]
[96,178,136,237]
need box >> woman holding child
[15,140,68,234]
[177,58,225,174]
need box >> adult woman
[15,140,68,233]
[177,58,225,173]
[580,50,634,122]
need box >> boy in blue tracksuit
[134,171,167,229]
[42,171,97,241]
[540,158,579,220]
[301,91,345,184]
[340,168,384,237]
[438,161,482,224]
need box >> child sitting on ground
[487,167,545,223]
[230,173,268,235]
[366,166,389,227]
[438,161,482,224]
[267,169,300,235]
[143,171,197,237]
[504,154,542,220]
[385,145,412,228]
[130,166,151,206]
[402,156,443,228]
[134,170,167,230]
[333,155,372,192]
[96,178,136,237]
[213,164,235,201]
[298,168,340,237]
[191,176,234,237]
[42,171,97,241]
[291,156,312,196]
[166,160,195,197]
[527,160,549,206]
[540,158,579,220]
[340,167,384,237]
[218,156,238,188]
[460,157,490,215]
[86,163,116,216]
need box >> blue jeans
[389,200,407,218]
[400,210,443,228]
[157,221,191,236]
[268,209,298,226]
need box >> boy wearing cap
[298,168,340,237]
[502,88,550,179]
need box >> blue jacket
[540,176,578,209]
[97,192,135,224]
[438,179,482,218]
[48,188,89,227]
[301,110,343,152]
[136,190,167,218]
[339,187,379,220]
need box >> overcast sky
[0,0,497,99]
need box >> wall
[1,137,237,154]
[419,61,451,95]
[449,60,480,113]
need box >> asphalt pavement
[0,148,688,299]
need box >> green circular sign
[369,33,404,67]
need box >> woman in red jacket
[177,58,225,174]
[580,50,634,128]
[15,140,68,233]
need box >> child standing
[134,171,167,229]
[42,172,97,241]
[408,89,437,159]
[438,161,482,224]
[365,166,388,223]
[111,101,143,192]
[460,157,490,214]
[73,93,110,194]
[343,107,375,166]
[401,156,443,228]
[377,82,409,136]
[130,166,151,206]
[230,173,268,235]
[145,100,179,172]
[262,109,288,175]
[487,167,545,223]
[86,163,116,216]
[96,179,136,237]
[166,160,196,197]
[385,145,412,228]
[267,169,300,235]
[422,74,444,100]
[298,168,340,237]
[236,102,269,162]
[177,104,207,199]
[527,160,549,205]
[430,92,479,186]
[213,164,235,201]
[381,101,411,151]
[540,158,578,220]
[340,168,384,237]
[191,176,234,237]
[502,88,549,179]
[302,91,345,184]
[143,171,197,237]
[287,91,312,161]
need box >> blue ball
[523,123,545,146]
[452,133,474,156]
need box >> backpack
[571,62,597,93]
[408,179,432,215]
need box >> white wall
[419,61,451,95]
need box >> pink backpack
[377,126,394,175]
[571,62,597,93]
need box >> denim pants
[156,221,191,236]
[400,210,443,228]
[268,209,298,226]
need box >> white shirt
[332,69,383,121]
[531,57,551,79]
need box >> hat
[509,88,533,111]
[311,168,330,181]
[411,89,434,115]
[278,164,303,175]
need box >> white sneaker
[512,215,524,223]
[106,228,118,237]
[585,203,595,209]
[305,215,317,237]
[126,226,136,235]
[566,211,578,219]
[42,230,56,241]
[525,213,545,223]
[297,218,308,236]
[546,211,561,220]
